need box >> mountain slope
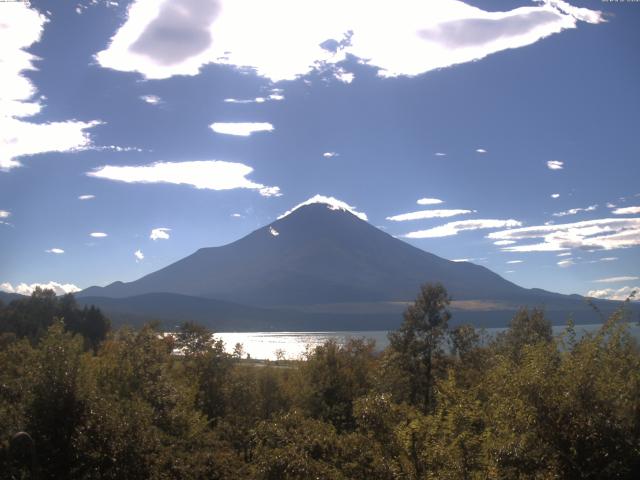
[80,203,527,305]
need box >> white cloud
[552,204,597,217]
[134,249,144,261]
[404,218,522,238]
[269,226,279,236]
[493,240,515,246]
[506,260,523,264]
[476,148,487,153]
[150,227,171,240]
[0,3,100,171]
[140,94,162,105]
[323,152,339,158]
[557,252,572,257]
[210,122,274,136]
[612,206,640,215]
[95,0,603,82]
[434,152,447,157]
[87,160,280,196]
[386,209,474,222]
[547,160,564,170]
[45,248,64,254]
[586,286,638,302]
[278,194,368,221]
[557,259,574,268]
[600,257,618,262]
[90,232,108,238]
[593,276,639,284]
[416,198,443,206]
[488,218,640,252]
[451,258,471,262]
[78,194,95,200]
[0,281,81,296]
[551,193,560,199]
[0,210,10,218]
[224,90,284,104]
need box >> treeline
[0,284,639,479]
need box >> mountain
[79,201,636,330]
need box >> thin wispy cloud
[45,248,64,254]
[506,260,523,264]
[95,0,604,81]
[547,160,564,170]
[552,204,597,217]
[476,148,487,154]
[278,194,367,221]
[416,198,443,206]
[612,206,640,215]
[210,122,274,136]
[557,259,574,268]
[87,160,281,197]
[90,232,108,238]
[78,194,95,200]
[434,152,447,157]
[551,193,560,199]
[387,209,474,222]
[0,281,81,296]
[493,240,516,246]
[323,152,339,158]
[404,219,522,238]
[488,218,640,252]
[0,211,10,219]
[150,228,171,241]
[593,276,639,284]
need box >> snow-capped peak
[277,195,368,221]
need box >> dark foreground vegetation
[1,285,639,479]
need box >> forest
[0,284,639,479]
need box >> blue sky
[1,0,639,300]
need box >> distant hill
[78,201,638,330]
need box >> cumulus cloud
[45,248,64,254]
[488,218,640,252]
[150,227,171,240]
[587,286,638,302]
[134,249,144,261]
[90,232,108,238]
[416,198,443,205]
[87,160,280,196]
[551,193,560,199]
[552,204,597,217]
[1,3,100,171]
[612,206,640,215]
[593,276,639,284]
[386,209,474,222]
[210,122,274,136]
[78,194,95,200]
[547,160,564,170]
[95,0,603,82]
[278,194,368,221]
[140,94,162,105]
[0,281,81,296]
[269,226,279,236]
[404,218,522,238]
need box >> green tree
[386,283,451,412]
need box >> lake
[216,322,640,360]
